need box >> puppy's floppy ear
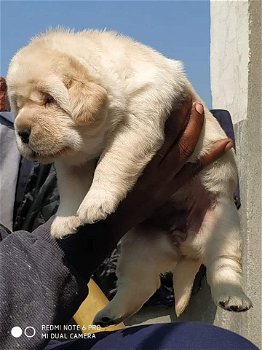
[66,78,108,126]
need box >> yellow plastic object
[73,279,125,333]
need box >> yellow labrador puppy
[7,29,252,326]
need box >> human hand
[108,100,233,242]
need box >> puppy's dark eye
[45,95,55,106]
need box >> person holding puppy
[0,80,256,350]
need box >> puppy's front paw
[77,190,118,224]
[51,215,81,239]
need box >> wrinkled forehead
[7,45,71,114]
[7,45,54,91]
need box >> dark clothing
[44,323,258,350]
[0,112,20,230]
[210,109,241,208]
[0,219,86,350]
[0,219,116,350]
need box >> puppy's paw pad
[51,216,81,239]
[218,294,253,312]
[78,191,118,224]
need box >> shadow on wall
[175,277,217,323]
[125,277,217,326]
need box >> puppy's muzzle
[17,128,31,144]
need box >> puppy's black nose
[18,128,31,144]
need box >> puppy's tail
[173,258,201,317]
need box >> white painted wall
[210,0,262,347]
[211,0,249,123]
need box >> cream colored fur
[7,29,252,324]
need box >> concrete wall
[210,0,262,347]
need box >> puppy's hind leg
[203,197,252,312]
[173,258,202,317]
[93,227,178,327]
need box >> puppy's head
[7,44,108,164]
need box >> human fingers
[144,97,192,173]
[160,102,205,171]
[155,97,193,162]
[169,138,234,193]
[164,97,193,141]
[198,139,234,168]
